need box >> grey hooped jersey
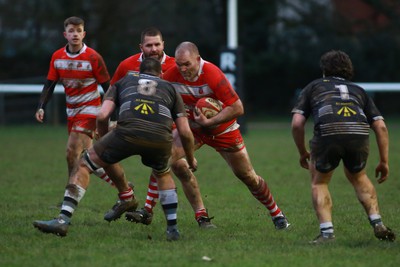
[104,73,186,142]
[292,76,383,137]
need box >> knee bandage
[82,150,101,173]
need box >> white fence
[0,84,105,124]
[1,83,399,94]
[0,83,399,125]
[356,83,400,92]
[0,84,104,94]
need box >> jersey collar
[65,43,87,57]
[191,58,205,82]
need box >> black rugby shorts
[310,135,369,173]
[93,130,172,173]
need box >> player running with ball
[128,41,290,230]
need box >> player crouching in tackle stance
[291,50,395,244]
[33,58,196,241]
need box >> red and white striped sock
[118,187,134,202]
[250,177,282,218]
[144,175,159,213]
[93,168,115,187]
[195,208,208,220]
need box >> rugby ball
[195,97,223,118]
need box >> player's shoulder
[83,45,102,55]
[318,77,363,91]
[81,46,106,63]
[298,78,324,96]
[164,54,175,63]
[119,53,141,66]
[163,65,180,79]
[124,53,141,62]
[202,60,220,71]
[157,75,176,89]
[148,77,175,98]
[162,56,176,73]
[200,60,226,86]
[303,77,328,89]
[202,60,225,79]
[52,46,67,57]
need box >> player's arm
[35,79,57,123]
[175,116,197,172]
[100,81,110,94]
[370,119,389,183]
[291,113,310,169]
[97,98,116,138]
[97,99,115,137]
[99,81,119,124]
[194,99,244,128]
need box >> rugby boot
[310,232,335,244]
[33,217,69,237]
[166,228,180,241]
[125,208,153,225]
[272,213,290,230]
[197,215,217,229]
[373,224,395,242]
[104,198,139,222]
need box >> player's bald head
[175,42,199,57]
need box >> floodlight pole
[227,0,238,49]
[222,0,246,132]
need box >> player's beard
[145,52,163,61]
[181,70,198,82]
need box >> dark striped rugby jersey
[104,73,186,143]
[292,76,383,137]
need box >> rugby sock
[195,208,209,220]
[59,184,86,223]
[93,168,115,187]
[159,189,178,231]
[320,222,334,234]
[369,214,383,226]
[250,177,282,218]
[118,187,134,202]
[144,175,159,213]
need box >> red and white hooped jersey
[47,43,110,119]
[163,58,240,136]
[110,52,175,85]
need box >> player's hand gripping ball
[195,97,223,118]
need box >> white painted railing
[1,83,399,93]
[0,83,398,124]
[0,84,104,94]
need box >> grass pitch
[0,120,399,267]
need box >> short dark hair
[320,50,354,80]
[140,57,162,75]
[141,27,163,43]
[64,16,84,29]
